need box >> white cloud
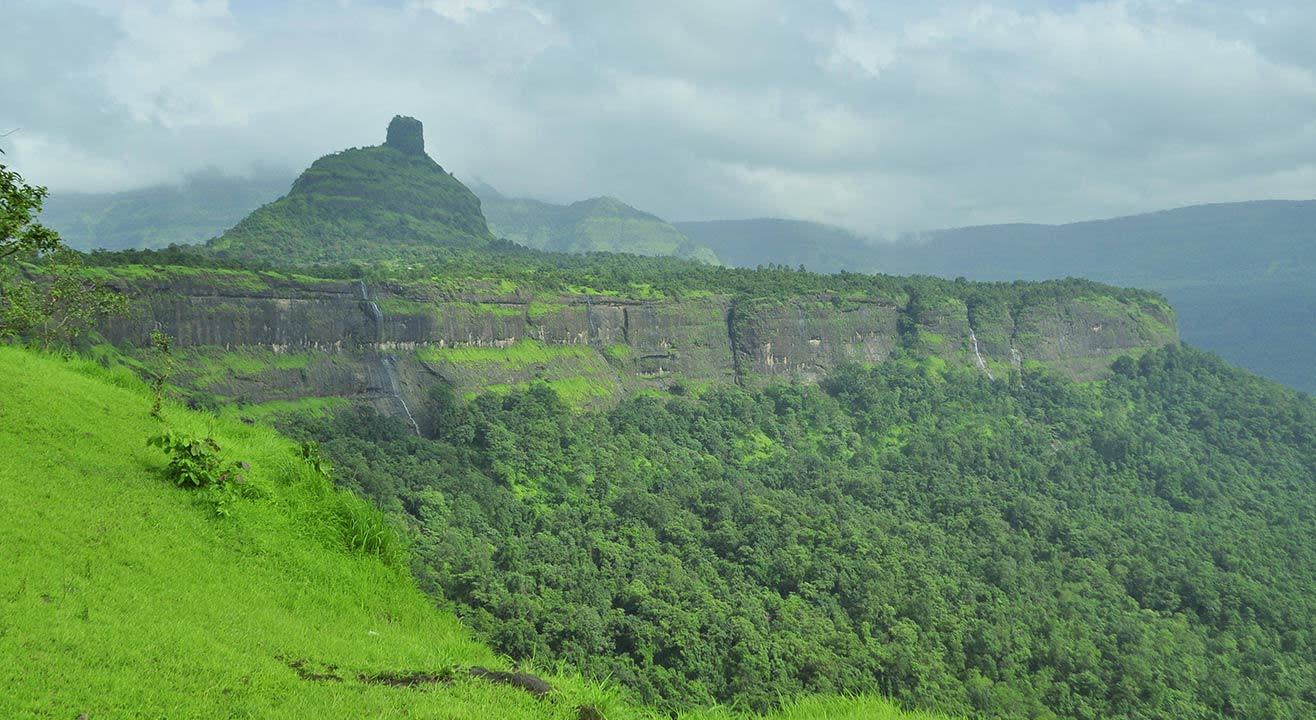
[2,0,1315,232]
[7,132,172,193]
[414,0,503,23]
[412,0,553,25]
[99,0,242,126]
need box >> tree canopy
[286,346,1316,718]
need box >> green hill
[475,182,720,264]
[208,116,492,265]
[675,218,875,271]
[0,344,941,720]
[40,170,292,252]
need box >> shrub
[148,431,246,488]
[299,440,333,478]
[147,430,258,516]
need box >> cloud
[414,0,505,23]
[2,0,1314,232]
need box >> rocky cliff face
[385,115,426,156]
[98,267,1178,422]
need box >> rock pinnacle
[385,115,425,156]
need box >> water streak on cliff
[358,281,421,435]
[970,328,995,381]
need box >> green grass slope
[0,345,942,720]
[475,182,719,264]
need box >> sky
[4,0,1315,234]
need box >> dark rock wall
[98,273,1177,418]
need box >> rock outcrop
[385,115,425,156]
[98,268,1178,421]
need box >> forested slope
[208,117,492,264]
[291,346,1316,719]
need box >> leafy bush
[148,430,258,516]
[148,431,246,488]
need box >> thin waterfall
[358,281,420,436]
[969,327,995,381]
[381,354,421,436]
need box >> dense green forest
[282,345,1316,719]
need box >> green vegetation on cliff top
[88,241,1173,318]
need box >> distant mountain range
[472,181,720,264]
[44,155,724,266]
[41,170,291,251]
[677,203,1315,393]
[674,218,874,271]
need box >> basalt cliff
[96,266,1177,423]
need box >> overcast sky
[4,0,1315,233]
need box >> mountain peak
[385,115,425,156]
[208,116,492,263]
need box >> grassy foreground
[0,345,943,720]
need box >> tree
[1,163,127,345]
[1,162,61,260]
